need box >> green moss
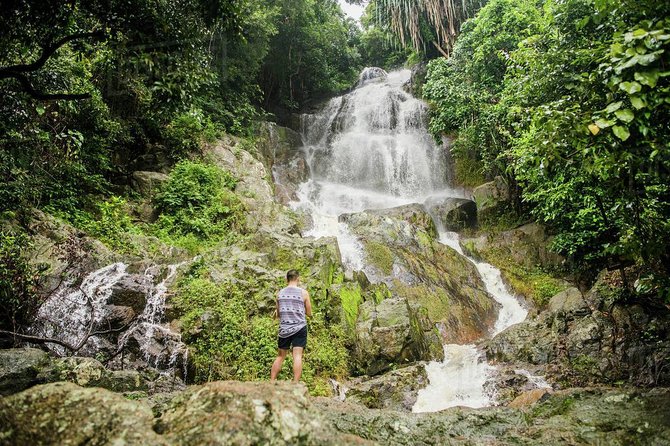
[364,241,395,275]
[339,283,364,330]
[474,246,566,307]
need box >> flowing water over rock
[31,261,188,377]
[295,67,537,411]
[412,230,529,412]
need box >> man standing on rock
[271,269,312,382]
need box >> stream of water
[295,67,534,411]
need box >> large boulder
[472,175,510,223]
[486,271,670,387]
[342,210,499,344]
[351,298,443,376]
[0,348,51,395]
[156,381,370,445]
[108,273,152,313]
[0,382,166,445]
[345,364,429,411]
[424,197,477,231]
[360,204,437,238]
[131,171,169,197]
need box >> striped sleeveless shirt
[278,286,307,338]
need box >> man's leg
[292,347,304,382]
[270,349,288,381]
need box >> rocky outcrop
[108,274,152,313]
[345,364,429,411]
[206,136,302,235]
[462,222,564,272]
[351,298,443,376]
[131,171,169,197]
[424,197,477,231]
[0,348,51,395]
[2,377,669,445]
[485,272,670,387]
[471,175,510,223]
[255,122,309,204]
[0,381,371,445]
[341,209,498,344]
[316,386,670,445]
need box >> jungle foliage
[423,0,670,298]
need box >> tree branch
[0,71,91,100]
[0,31,106,74]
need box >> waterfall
[295,68,461,270]
[32,261,188,377]
[294,67,540,411]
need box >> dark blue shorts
[278,325,307,350]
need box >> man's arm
[273,291,279,319]
[303,290,312,318]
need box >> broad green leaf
[634,70,659,87]
[605,101,623,113]
[588,124,600,135]
[632,29,648,39]
[596,118,615,129]
[619,81,642,94]
[612,125,630,141]
[614,108,634,123]
[630,96,646,109]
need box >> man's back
[277,286,306,338]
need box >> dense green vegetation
[0,0,362,220]
[423,0,670,298]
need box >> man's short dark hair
[286,269,300,282]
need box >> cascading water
[295,68,462,270]
[32,261,188,377]
[295,67,542,411]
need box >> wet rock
[352,298,442,375]
[352,204,437,238]
[131,171,169,197]
[0,382,165,445]
[122,323,187,371]
[315,387,670,445]
[40,357,149,392]
[472,176,510,223]
[345,364,429,411]
[344,210,498,344]
[507,388,552,409]
[108,273,152,313]
[255,122,310,204]
[424,197,477,231]
[0,348,51,395]
[486,271,670,387]
[102,304,137,329]
[156,381,371,445]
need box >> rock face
[424,197,477,231]
[108,274,152,313]
[0,348,51,395]
[131,171,169,197]
[206,135,303,235]
[345,364,429,411]
[360,204,437,238]
[462,222,564,272]
[255,122,309,204]
[472,176,510,223]
[351,298,443,376]
[486,272,670,387]
[342,209,498,344]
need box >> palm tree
[373,0,486,55]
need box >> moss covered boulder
[0,382,165,445]
[342,209,498,344]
